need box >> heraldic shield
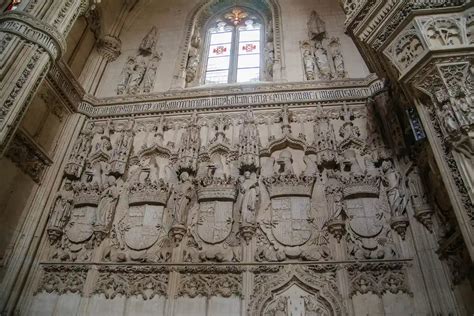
[271,196,312,246]
[66,206,95,243]
[123,205,164,251]
[197,201,233,244]
[346,197,384,239]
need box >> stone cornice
[47,61,85,112]
[0,11,66,60]
[77,75,383,118]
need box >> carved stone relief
[116,27,163,95]
[300,11,347,81]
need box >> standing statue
[128,57,147,95]
[117,57,136,95]
[65,121,94,179]
[265,41,275,81]
[238,171,260,226]
[407,166,428,208]
[329,37,346,79]
[314,41,331,80]
[169,171,194,226]
[186,31,201,83]
[382,161,407,217]
[95,175,119,230]
[303,47,316,80]
[142,54,161,93]
[274,150,295,176]
[47,179,74,241]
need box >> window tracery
[180,0,282,88]
[203,8,264,85]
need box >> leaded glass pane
[210,32,232,45]
[237,68,260,83]
[238,54,260,68]
[207,56,230,71]
[239,30,260,42]
[209,43,231,57]
[205,70,229,84]
[239,42,260,55]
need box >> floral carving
[178,273,241,298]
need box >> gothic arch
[249,267,345,315]
[172,0,284,88]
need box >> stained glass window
[204,8,263,85]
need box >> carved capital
[97,35,122,62]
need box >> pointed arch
[172,0,284,88]
[249,266,346,315]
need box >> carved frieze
[36,265,88,295]
[177,273,242,298]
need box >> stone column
[0,0,89,155]
[339,1,474,260]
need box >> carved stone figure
[142,54,161,93]
[265,41,275,81]
[382,161,407,217]
[314,41,331,80]
[303,46,316,81]
[47,179,74,242]
[274,150,295,176]
[169,172,194,226]
[117,57,136,95]
[238,171,259,226]
[128,57,147,95]
[186,31,201,83]
[95,176,120,233]
[329,37,346,79]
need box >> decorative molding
[36,264,88,295]
[0,11,66,60]
[47,61,85,112]
[5,128,52,183]
[77,76,383,118]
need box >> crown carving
[340,173,380,198]
[73,183,101,206]
[263,174,315,198]
[128,179,170,206]
[197,176,237,202]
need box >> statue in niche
[307,10,326,41]
[238,171,260,226]
[47,179,74,241]
[314,41,331,80]
[302,46,316,80]
[142,54,162,93]
[117,56,136,95]
[139,26,158,55]
[407,166,429,208]
[110,119,135,176]
[128,57,147,95]
[274,150,295,176]
[265,41,275,81]
[329,37,346,79]
[186,31,201,83]
[90,123,112,157]
[382,161,407,217]
[169,171,195,227]
[117,26,162,95]
[95,175,119,232]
